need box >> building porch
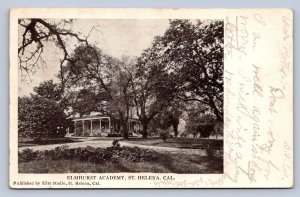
[72,116,141,137]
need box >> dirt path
[18,139,207,156]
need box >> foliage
[152,103,184,137]
[33,80,62,101]
[62,46,135,139]
[19,19,224,141]
[62,45,115,90]
[74,125,83,136]
[131,19,224,137]
[107,133,123,137]
[212,121,224,137]
[19,138,223,173]
[112,139,120,147]
[185,103,217,138]
[159,130,170,142]
[82,131,90,137]
[18,95,72,141]
[153,20,224,120]
[19,145,159,163]
[132,39,179,138]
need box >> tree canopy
[18,19,224,139]
[18,19,100,76]
[18,95,72,141]
[130,19,224,137]
[62,46,135,138]
[33,80,62,101]
[154,20,224,120]
[132,40,179,138]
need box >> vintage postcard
[10,8,293,188]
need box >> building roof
[72,115,139,122]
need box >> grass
[123,137,223,150]
[18,138,80,147]
[19,152,223,174]
[18,137,223,174]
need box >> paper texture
[10,8,293,188]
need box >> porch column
[74,120,77,131]
[82,120,85,132]
[133,121,136,131]
[90,120,93,135]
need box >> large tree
[33,80,62,101]
[18,18,101,94]
[156,20,224,120]
[150,107,182,137]
[132,40,179,138]
[62,46,134,139]
[184,103,217,138]
[132,19,224,138]
[19,79,72,141]
[18,95,72,141]
[160,104,184,137]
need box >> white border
[10,8,293,188]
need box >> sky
[18,19,170,96]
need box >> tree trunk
[123,128,128,139]
[213,107,223,121]
[208,95,223,121]
[142,121,148,139]
[173,123,179,137]
[121,121,129,139]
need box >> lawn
[19,152,223,174]
[123,137,223,150]
[18,138,81,147]
[18,137,223,174]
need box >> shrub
[82,131,90,137]
[94,132,102,137]
[159,130,169,142]
[19,148,43,162]
[74,127,83,136]
[18,145,159,164]
[112,139,120,147]
[87,153,105,163]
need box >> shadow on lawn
[18,138,80,147]
[19,152,223,174]
[124,137,223,150]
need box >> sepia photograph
[17,18,224,174]
[10,8,293,188]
